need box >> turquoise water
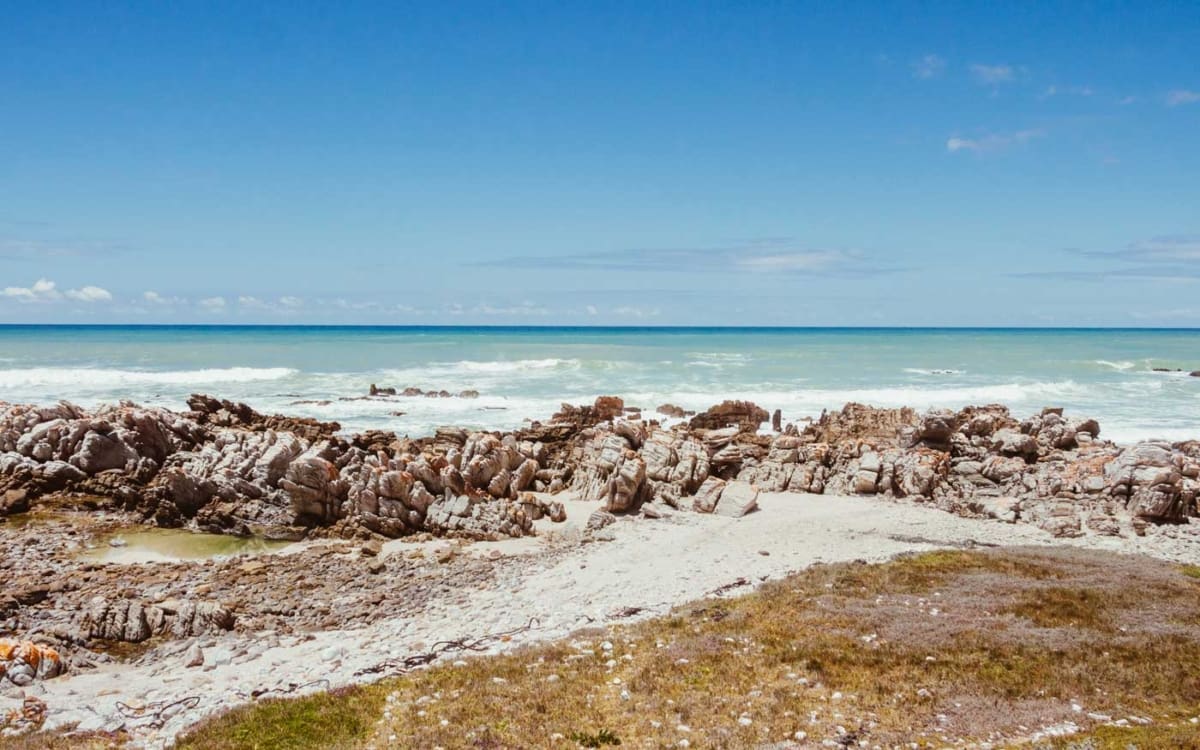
[1,326,1198,443]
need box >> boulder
[714,480,759,518]
[692,476,726,513]
[690,401,769,432]
[0,638,64,685]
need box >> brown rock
[690,401,769,432]
[593,396,625,422]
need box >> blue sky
[1,1,1198,326]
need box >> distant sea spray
[0,325,1198,444]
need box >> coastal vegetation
[160,548,1200,748]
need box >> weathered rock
[3,393,1198,551]
[81,597,233,643]
[657,404,692,418]
[585,509,617,532]
[692,476,726,513]
[808,403,920,444]
[186,394,340,442]
[714,481,759,518]
[0,638,64,685]
[184,642,205,668]
[690,401,769,432]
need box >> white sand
[14,492,1200,747]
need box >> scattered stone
[585,510,617,533]
[184,642,205,668]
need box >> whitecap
[0,366,298,388]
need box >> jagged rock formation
[80,598,234,643]
[186,394,340,443]
[0,396,565,541]
[2,395,1198,542]
[559,401,1199,537]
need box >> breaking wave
[0,367,298,389]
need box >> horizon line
[2,323,1200,332]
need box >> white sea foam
[628,381,1090,414]
[446,359,580,373]
[1098,425,1200,445]
[1094,360,1136,371]
[0,367,298,388]
[902,368,965,375]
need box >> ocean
[0,326,1198,444]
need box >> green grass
[1049,722,1200,749]
[174,686,387,750]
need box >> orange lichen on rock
[0,638,64,686]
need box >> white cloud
[142,290,187,306]
[1130,307,1200,321]
[472,301,550,316]
[1041,84,1093,99]
[2,278,61,302]
[2,278,111,303]
[199,296,227,312]
[1166,89,1200,107]
[946,129,1044,154]
[586,305,598,316]
[0,287,36,300]
[1116,236,1200,262]
[142,290,185,305]
[493,240,882,276]
[1118,95,1138,105]
[334,298,383,312]
[234,295,307,313]
[911,54,945,80]
[969,64,1014,84]
[64,285,112,302]
[735,251,850,272]
[613,306,661,319]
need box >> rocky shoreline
[4,393,1197,544]
[2,393,1199,744]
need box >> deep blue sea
[1,326,1198,444]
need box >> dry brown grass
[23,547,1200,749]
[0,732,126,749]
